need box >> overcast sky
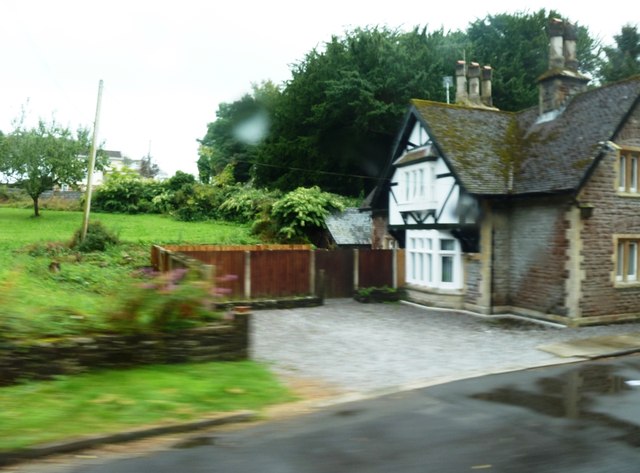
[1,0,635,177]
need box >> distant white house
[91,150,142,186]
[58,150,142,191]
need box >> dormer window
[618,148,640,194]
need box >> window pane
[619,155,626,190]
[629,242,637,280]
[441,255,453,283]
[632,157,638,192]
[411,252,416,279]
[419,169,424,196]
[441,239,455,251]
[417,253,424,282]
[426,254,432,283]
[405,172,409,200]
[617,242,624,279]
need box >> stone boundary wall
[0,315,249,387]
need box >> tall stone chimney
[548,18,565,70]
[481,66,493,107]
[537,19,589,117]
[468,62,481,105]
[455,61,468,104]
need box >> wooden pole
[81,79,104,242]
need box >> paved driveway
[251,299,640,394]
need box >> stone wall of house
[490,208,511,308]
[492,198,570,316]
[463,255,482,307]
[0,315,249,387]
[578,106,640,319]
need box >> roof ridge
[410,98,514,115]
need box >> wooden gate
[315,249,354,298]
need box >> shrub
[106,268,221,333]
[70,221,119,252]
[172,183,231,222]
[92,170,164,214]
[269,186,347,242]
[219,186,280,223]
[0,185,28,204]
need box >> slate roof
[409,76,640,196]
[325,208,371,246]
[103,150,123,158]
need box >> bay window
[407,230,462,289]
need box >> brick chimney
[537,19,589,117]
[481,66,493,107]
[455,60,468,103]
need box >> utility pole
[81,79,104,242]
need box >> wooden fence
[151,245,405,299]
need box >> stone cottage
[364,19,640,326]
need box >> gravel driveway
[251,299,640,394]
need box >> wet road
[28,355,640,472]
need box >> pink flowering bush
[107,267,228,333]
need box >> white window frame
[406,230,462,289]
[398,162,436,205]
[615,236,640,285]
[618,148,640,195]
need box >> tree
[466,9,599,111]
[2,119,97,216]
[599,25,640,83]
[198,81,279,184]
[252,27,466,196]
[139,153,160,179]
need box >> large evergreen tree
[199,11,601,197]
[599,25,640,83]
[252,27,466,196]
[466,9,599,111]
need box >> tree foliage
[466,9,599,111]
[198,81,279,184]
[92,170,164,214]
[268,186,348,242]
[599,24,640,83]
[139,153,160,179]
[199,11,605,198]
[0,119,100,216]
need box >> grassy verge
[0,361,293,451]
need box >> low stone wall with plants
[0,314,249,387]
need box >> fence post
[244,251,251,300]
[309,249,316,297]
[392,246,398,289]
[317,268,325,302]
[353,249,359,290]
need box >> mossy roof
[409,76,640,196]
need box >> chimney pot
[455,60,468,103]
[563,22,579,71]
[468,62,481,104]
[481,65,493,107]
[548,18,565,70]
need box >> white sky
[1,0,635,177]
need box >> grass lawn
[0,208,295,451]
[0,208,259,338]
[0,361,293,451]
